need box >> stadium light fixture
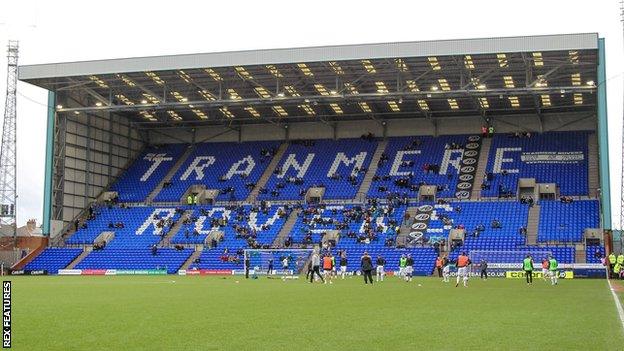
[272,106,288,117]
[540,94,551,107]
[284,86,301,97]
[387,101,401,112]
[266,65,283,78]
[234,67,253,80]
[417,99,429,111]
[220,107,234,118]
[464,55,475,70]
[198,90,216,101]
[74,111,80,115]
[192,109,208,119]
[167,110,182,121]
[361,60,377,73]
[329,103,343,114]
[496,54,508,68]
[395,58,408,72]
[569,50,579,64]
[227,88,241,100]
[375,82,389,93]
[328,62,344,75]
[358,102,372,113]
[508,96,520,108]
[141,100,148,104]
[178,70,192,83]
[574,93,583,105]
[532,52,544,66]
[571,73,581,86]
[406,80,420,92]
[89,75,109,88]
[298,104,316,116]
[428,57,441,70]
[95,102,102,107]
[115,94,135,106]
[437,78,450,91]
[447,98,459,109]
[254,87,271,99]
[314,84,330,96]
[56,104,63,109]
[430,86,439,91]
[586,80,595,87]
[277,92,285,98]
[146,72,165,85]
[204,68,223,81]
[503,76,515,88]
[329,90,338,95]
[478,97,489,109]
[297,63,314,76]
[244,106,261,118]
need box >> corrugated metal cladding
[18,33,598,81]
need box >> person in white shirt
[442,263,450,283]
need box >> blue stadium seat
[482,131,589,197]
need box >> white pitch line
[607,279,624,331]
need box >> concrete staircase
[178,248,203,271]
[470,137,492,200]
[587,133,599,198]
[526,204,540,245]
[246,142,288,203]
[159,210,194,247]
[146,145,195,203]
[65,247,92,270]
[397,207,418,246]
[356,139,388,200]
[575,244,586,263]
[272,209,301,247]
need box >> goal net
[243,249,314,275]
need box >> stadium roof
[19,33,600,128]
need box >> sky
[0,0,622,228]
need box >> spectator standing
[480,259,488,280]
[361,251,374,284]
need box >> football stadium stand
[23,131,603,275]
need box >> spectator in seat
[491,219,502,229]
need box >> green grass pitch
[10,275,624,350]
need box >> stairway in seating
[575,244,586,263]
[272,209,301,247]
[178,248,203,271]
[396,207,418,246]
[355,139,388,200]
[246,142,288,203]
[526,204,540,245]
[470,137,492,200]
[159,210,194,247]
[587,133,599,198]
[65,247,92,270]
[146,145,195,203]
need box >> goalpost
[243,249,314,276]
